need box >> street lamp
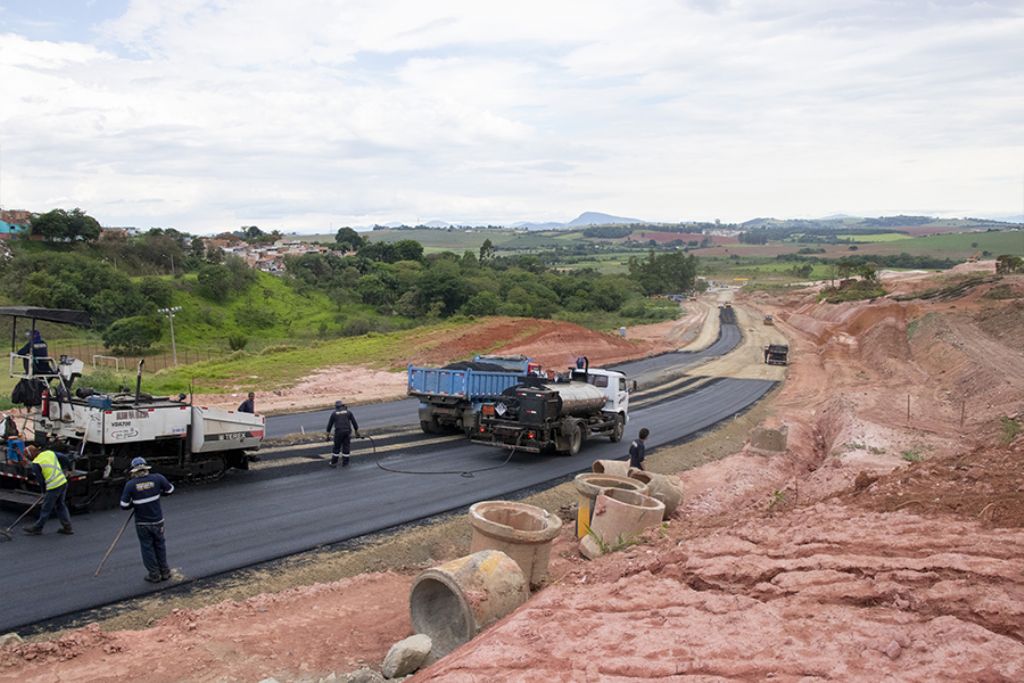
[158,306,182,366]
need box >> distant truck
[472,364,629,456]
[407,355,540,434]
[763,315,774,325]
[764,344,789,366]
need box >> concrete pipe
[592,459,631,477]
[410,549,529,658]
[628,469,683,519]
[579,489,665,560]
[573,473,650,539]
[469,501,563,588]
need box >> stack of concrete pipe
[408,500,563,659]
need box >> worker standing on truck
[237,391,255,414]
[628,428,650,471]
[120,457,175,583]
[17,330,51,376]
[21,444,74,536]
[326,400,360,468]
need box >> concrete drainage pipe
[627,468,683,519]
[410,549,528,658]
[469,501,562,588]
[579,488,665,560]
[573,473,650,539]
[591,459,631,476]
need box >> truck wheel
[609,414,625,443]
[420,419,439,434]
[567,421,583,456]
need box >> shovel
[0,494,44,541]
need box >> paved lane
[0,377,774,632]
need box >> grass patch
[819,280,887,303]
[901,449,923,462]
[1001,416,1021,445]
[983,284,1020,300]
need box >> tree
[103,316,162,355]
[29,208,101,242]
[479,238,495,261]
[996,254,1023,274]
[335,227,365,252]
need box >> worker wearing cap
[628,427,650,471]
[325,400,359,468]
[120,457,175,583]
[22,444,74,536]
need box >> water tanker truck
[472,363,629,456]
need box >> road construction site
[0,290,782,636]
[3,266,1022,682]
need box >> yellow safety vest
[33,450,67,490]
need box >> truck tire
[420,418,440,434]
[609,413,625,443]
[566,420,583,456]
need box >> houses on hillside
[216,239,335,274]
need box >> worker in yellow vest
[22,444,74,536]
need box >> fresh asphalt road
[264,308,742,438]
[0,376,774,632]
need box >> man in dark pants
[17,330,51,376]
[326,400,359,468]
[628,427,650,471]
[120,457,175,583]
[22,444,74,535]
[237,391,255,413]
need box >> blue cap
[130,457,150,471]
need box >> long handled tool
[95,510,134,577]
[0,494,44,541]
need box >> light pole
[158,306,182,366]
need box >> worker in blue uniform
[120,457,175,583]
[326,400,360,468]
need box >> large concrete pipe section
[469,501,563,588]
[573,473,649,539]
[627,469,684,519]
[592,459,631,477]
[410,550,529,658]
[579,489,665,560]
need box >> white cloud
[0,0,1021,231]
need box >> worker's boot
[58,524,74,535]
[160,568,172,581]
[341,456,350,467]
[22,526,42,536]
[329,456,339,468]
[144,573,162,583]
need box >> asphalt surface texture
[0,309,772,633]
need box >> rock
[258,679,281,683]
[0,633,23,649]
[319,674,338,683]
[381,634,432,678]
[884,640,902,660]
[341,668,385,683]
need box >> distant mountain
[566,211,645,227]
[422,220,451,228]
[511,221,565,230]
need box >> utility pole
[158,306,182,366]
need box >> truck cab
[571,368,629,419]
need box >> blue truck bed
[407,355,533,433]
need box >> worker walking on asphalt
[21,444,74,536]
[326,400,359,468]
[120,457,175,583]
[237,391,255,414]
[628,428,650,471]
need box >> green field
[843,232,912,242]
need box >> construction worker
[237,391,255,414]
[326,400,360,468]
[120,457,175,583]
[2,414,26,463]
[22,444,74,536]
[628,427,650,471]
[17,330,51,376]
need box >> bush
[341,318,377,337]
[227,334,249,351]
[103,316,162,355]
[259,344,297,356]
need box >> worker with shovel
[120,457,175,583]
[21,444,74,536]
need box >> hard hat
[130,457,151,472]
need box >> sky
[0,0,1022,233]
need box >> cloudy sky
[1,0,1022,233]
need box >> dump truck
[0,307,264,510]
[471,363,629,456]
[764,344,789,366]
[408,355,540,434]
